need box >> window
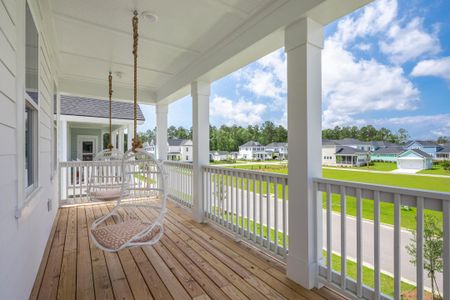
[186,147,188,152]
[24,3,39,196]
[25,102,38,194]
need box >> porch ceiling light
[140,11,158,23]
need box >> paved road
[210,185,442,290]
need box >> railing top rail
[315,177,450,201]
[162,160,193,168]
[203,164,288,180]
[60,160,122,167]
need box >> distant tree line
[322,125,410,144]
[138,123,448,151]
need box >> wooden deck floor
[30,200,345,300]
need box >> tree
[397,128,410,145]
[406,216,443,299]
[437,136,448,144]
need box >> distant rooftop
[373,146,405,155]
[59,94,145,121]
[168,139,191,146]
[240,141,262,147]
[335,146,369,155]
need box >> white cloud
[356,43,372,51]
[380,17,441,64]
[210,96,266,126]
[322,0,422,128]
[237,49,286,106]
[411,57,450,83]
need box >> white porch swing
[90,11,167,252]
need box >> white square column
[156,104,168,161]
[118,128,125,152]
[127,124,133,150]
[111,130,117,149]
[285,18,324,289]
[191,81,210,223]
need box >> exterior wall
[238,146,266,160]
[69,127,102,160]
[406,143,437,158]
[0,1,60,298]
[180,142,193,161]
[436,153,450,161]
[371,153,398,162]
[321,145,336,165]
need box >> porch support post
[127,124,133,150]
[118,128,125,152]
[191,80,210,223]
[156,104,168,161]
[111,130,117,149]
[60,119,68,199]
[285,17,323,289]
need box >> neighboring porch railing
[202,165,288,259]
[315,178,450,300]
[163,161,193,207]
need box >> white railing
[202,165,288,258]
[59,160,123,205]
[163,161,193,207]
[315,178,450,300]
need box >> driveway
[391,169,419,174]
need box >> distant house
[335,146,370,167]
[397,149,433,170]
[210,151,230,161]
[371,146,405,162]
[335,138,374,151]
[405,140,440,158]
[322,139,370,167]
[58,94,145,161]
[238,141,266,160]
[436,145,450,161]
[265,142,288,160]
[167,139,193,161]
[143,140,157,156]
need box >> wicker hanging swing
[87,73,124,201]
[90,11,167,252]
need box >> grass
[211,207,416,298]
[325,250,416,298]
[418,163,450,176]
[352,161,398,171]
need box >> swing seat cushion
[91,220,161,250]
[90,188,122,201]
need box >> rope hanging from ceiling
[131,10,142,151]
[107,72,113,150]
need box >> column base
[287,254,318,289]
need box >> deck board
[31,201,346,300]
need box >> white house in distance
[167,139,193,161]
[238,141,267,160]
[397,149,433,170]
[265,142,288,160]
[59,95,145,161]
[210,151,230,161]
[322,139,370,167]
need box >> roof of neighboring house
[168,139,191,146]
[240,141,261,147]
[337,138,372,146]
[373,146,405,155]
[265,142,287,147]
[437,146,450,153]
[370,141,399,148]
[60,94,145,121]
[335,146,369,155]
[406,140,438,148]
[399,149,433,158]
[322,139,340,146]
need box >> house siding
[0,1,59,299]
[69,127,103,160]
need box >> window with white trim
[25,2,39,197]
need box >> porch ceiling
[45,0,371,103]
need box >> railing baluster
[247,174,250,238]
[443,200,450,300]
[274,177,278,254]
[326,184,332,282]
[231,173,235,233]
[374,190,381,300]
[266,176,271,251]
[356,188,363,297]
[259,174,263,247]
[394,193,401,300]
[240,172,244,236]
[340,185,346,290]
[417,196,425,300]
[253,173,257,242]
[282,179,287,258]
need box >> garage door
[399,159,423,170]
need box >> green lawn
[352,161,398,171]
[418,163,450,176]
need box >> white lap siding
[0,1,59,299]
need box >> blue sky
[139,0,450,139]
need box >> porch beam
[285,17,324,289]
[191,80,210,223]
[156,104,169,160]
